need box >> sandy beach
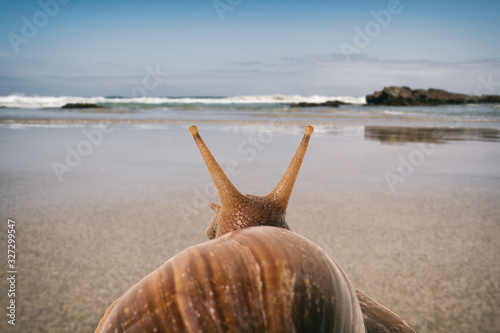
[1,122,499,332]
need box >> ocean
[1,94,499,142]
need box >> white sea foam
[382,110,406,116]
[0,94,366,109]
[0,95,110,109]
[219,123,365,137]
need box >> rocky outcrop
[290,100,351,108]
[366,86,500,106]
[61,103,103,109]
[480,95,500,103]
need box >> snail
[95,125,416,333]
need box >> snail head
[189,125,314,240]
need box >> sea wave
[0,94,366,109]
[382,110,406,116]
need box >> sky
[0,0,499,97]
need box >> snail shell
[96,125,415,333]
[96,226,364,332]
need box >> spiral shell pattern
[96,227,365,333]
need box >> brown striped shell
[95,125,416,333]
[96,226,365,332]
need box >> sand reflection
[364,126,500,144]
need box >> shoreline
[1,118,499,143]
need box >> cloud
[1,52,499,97]
[224,54,500,95]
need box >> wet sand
[1,123,499,332]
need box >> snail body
[96,125,415,333]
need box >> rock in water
[61,103,103,109]
[290,100,352,107]
[365,86,499,106]
[479,95,500,103]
